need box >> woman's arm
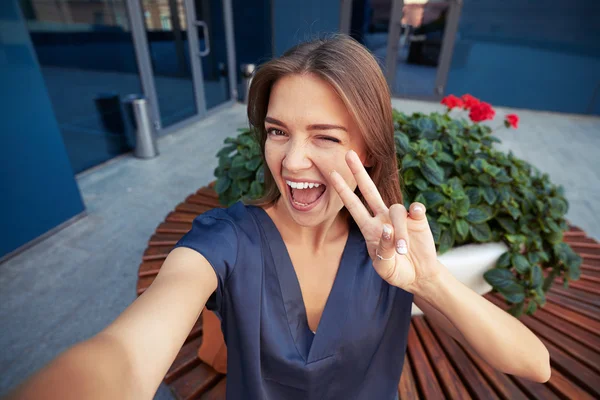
[6,247,218,400]
[413,260,551,383]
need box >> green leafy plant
[213,95,582,317]
[213,128,264,206]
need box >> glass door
[139,0,199,128]
[133,0,235,130]
[185,0,234,111]
[351,0,461,99]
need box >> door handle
[193,20,211,57]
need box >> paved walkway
[0,99,598,398]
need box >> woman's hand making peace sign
[329,150,443,294]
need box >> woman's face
[264,73,369,227]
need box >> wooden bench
[137,184,600,399]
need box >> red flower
[505,114,519,129]
[468,101,496,122]
[440,95,464,110]
[461,94,480,109]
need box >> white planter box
[411,241,509,316]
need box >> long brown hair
[246,34,403,215]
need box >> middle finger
[346,150,388,215]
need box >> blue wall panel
[446,0,600,115]
[272,0,340,56]
[0,0,85,258]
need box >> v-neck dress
[174,201,413,399]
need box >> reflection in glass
[352,0,450,98]
[21,0,143,173]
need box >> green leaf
[401,153,420,169]
[465,187,481,205]
[420,191,445,208]
[249,180,263,198]
[214,176,231,195]
[455,197,470,217]
[256,166,265,183]
[470,222,492,242]
[414,178,428,191]
[427,215,442,243]
[455,219,469,240]
[216,144,237,157]
[499,284,526,304]
[395,132,411,155]
[228,166,254,180]
[530,265,543,288]
[526,301,538,315]
[245,157,262,171]
[481,186,497,204]
[439,228,455,253]
[533,286,546,306]
[231,154,246,168]
[420,157,445,186]
[466,206,493,224]
[508,301,525,317]
[484,268,516,289]
[496,216,517,234]
[438,215,453,224]
[496,251,512,268]
[512,254,531,274]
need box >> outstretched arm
[413,263,551,383]
[6,247,217,400]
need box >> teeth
[286,180,323,189]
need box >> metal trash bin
[123,94,159,159]
[240,63,256,103]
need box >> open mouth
[285,180,327,210]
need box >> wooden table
[137,185,600,399]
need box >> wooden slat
[568,280,600,295]
[165,336,203,383]
[149,233,185,246]
[518,310,600,374]
[487,294,600,352]
[547,291,600,322]
[138,260,164,277]
[156,221,192,234]
[546,368,597,400]
[460,343,528,400]
[542,339,600,398]
[170,363,223,400]
[187,193,222,208]
[568,242,600,250]
[412,318,472,399]
[550,285,600,307]
[136,275,155,295]
[143,245,173,261]
[509,375,561,400]
[426,319,500,400]
[398,355,419,399]
[185,316,203,344]
[563,230,586,238]
[581,263,600,273]
[166,211,197,224]
[199,378,227,400]
[176,202,214,215]
[197,186,219,198]
[578,252,600,261]
[542,301,600,334]
[407,321,445,399]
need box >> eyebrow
[265,116,348,132]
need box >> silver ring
[375,248,395,261]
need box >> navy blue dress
[174,201,413,399]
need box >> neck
[265,197,349,253]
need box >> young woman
[8,34,550,400]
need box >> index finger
[328,169,372,229]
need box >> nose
[282,138,312,173]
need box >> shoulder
[197,201,259,234]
